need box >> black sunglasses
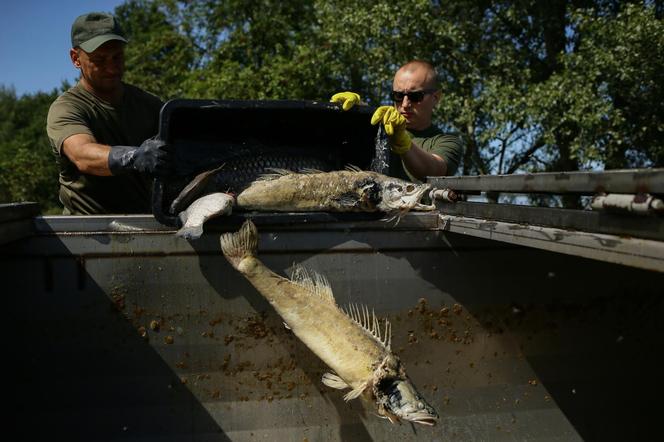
[391,89,437,103]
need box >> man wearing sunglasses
[331,60,463,181]
[47,12,172,215]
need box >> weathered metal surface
[0,202,39,245]
[591,193,664,215]
[0,202,40,222]
[428,168,664,195]
[440,214,664,272]
[32,212,442,236]
[32,214,173,234]
[430,188,459,203]
[5,218,663,441]
[436,201,664,242]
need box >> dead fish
[236,167,434,214]
[175,167,434,239]
[177,193,234,239]
[219,220,439,426]
[170,151,333,215]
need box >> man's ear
[70,48,81,68]
[432,90,441,106]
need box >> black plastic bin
[152,99,384,226]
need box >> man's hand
[330,91,361,111]
[108,137,172,176]
[370,106,412,155]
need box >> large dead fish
[219,219,439,426]
[176,167,434,239]
[169,150,333,215]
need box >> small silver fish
[175,167,434,239]
[219,220,439,425]
[170,164,225,215]
[176,193,234,240]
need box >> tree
[116,0,197,99]
[1,0,662,210]
[115,0,663,176]
[0,86,62,212]
[564,4,664,169]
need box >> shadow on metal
[5,223,231,442]
[6,210,662,441]
[408,234,663,442]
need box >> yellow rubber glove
[330,91,361,111]
[370,106,412,155]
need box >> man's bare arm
[62,133,113,176]
[401,144,447,181]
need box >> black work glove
[108,137,172,176]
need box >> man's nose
[106,60,123,74]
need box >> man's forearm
[62,136,113,176]
[401,144,447,181]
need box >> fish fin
[252,174,280,182]
[342,303,392,349]
[253,168,295,182]
[321,372,349,390]
[299,168,325,174]
[219,219,259,269]
[343,381,369,401]
[170,164,225,214]
[381,211,402,226]
[376,406,401,425]
[332,193,360,209]
[265,167,294,175]
[288,265,336,304]
[267,167,297,176]
[344,164,364,172]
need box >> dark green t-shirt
[46,82,163,214]
[389,125,464,182]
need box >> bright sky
[0,0,127,97]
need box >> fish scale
[211,152,332,193]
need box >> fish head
[375,377,439,426]
[373,354,438,426]
[377,178,434,213]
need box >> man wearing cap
[47,12,171,215]
[331,60,463,181]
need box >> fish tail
[220,219,258,269]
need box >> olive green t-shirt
[389,125,464,182]
[46,82,163,214]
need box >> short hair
[397,60,439,90]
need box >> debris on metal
[590,193,664,215]
[429,188,458,203]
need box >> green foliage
[566,5,664,168]
[1,0,662,209]
[0,86,61,212]
[116,0,197,99]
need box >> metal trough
[3,206,662,441]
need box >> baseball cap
[71,12,128,53]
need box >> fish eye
[406,185,415,192]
